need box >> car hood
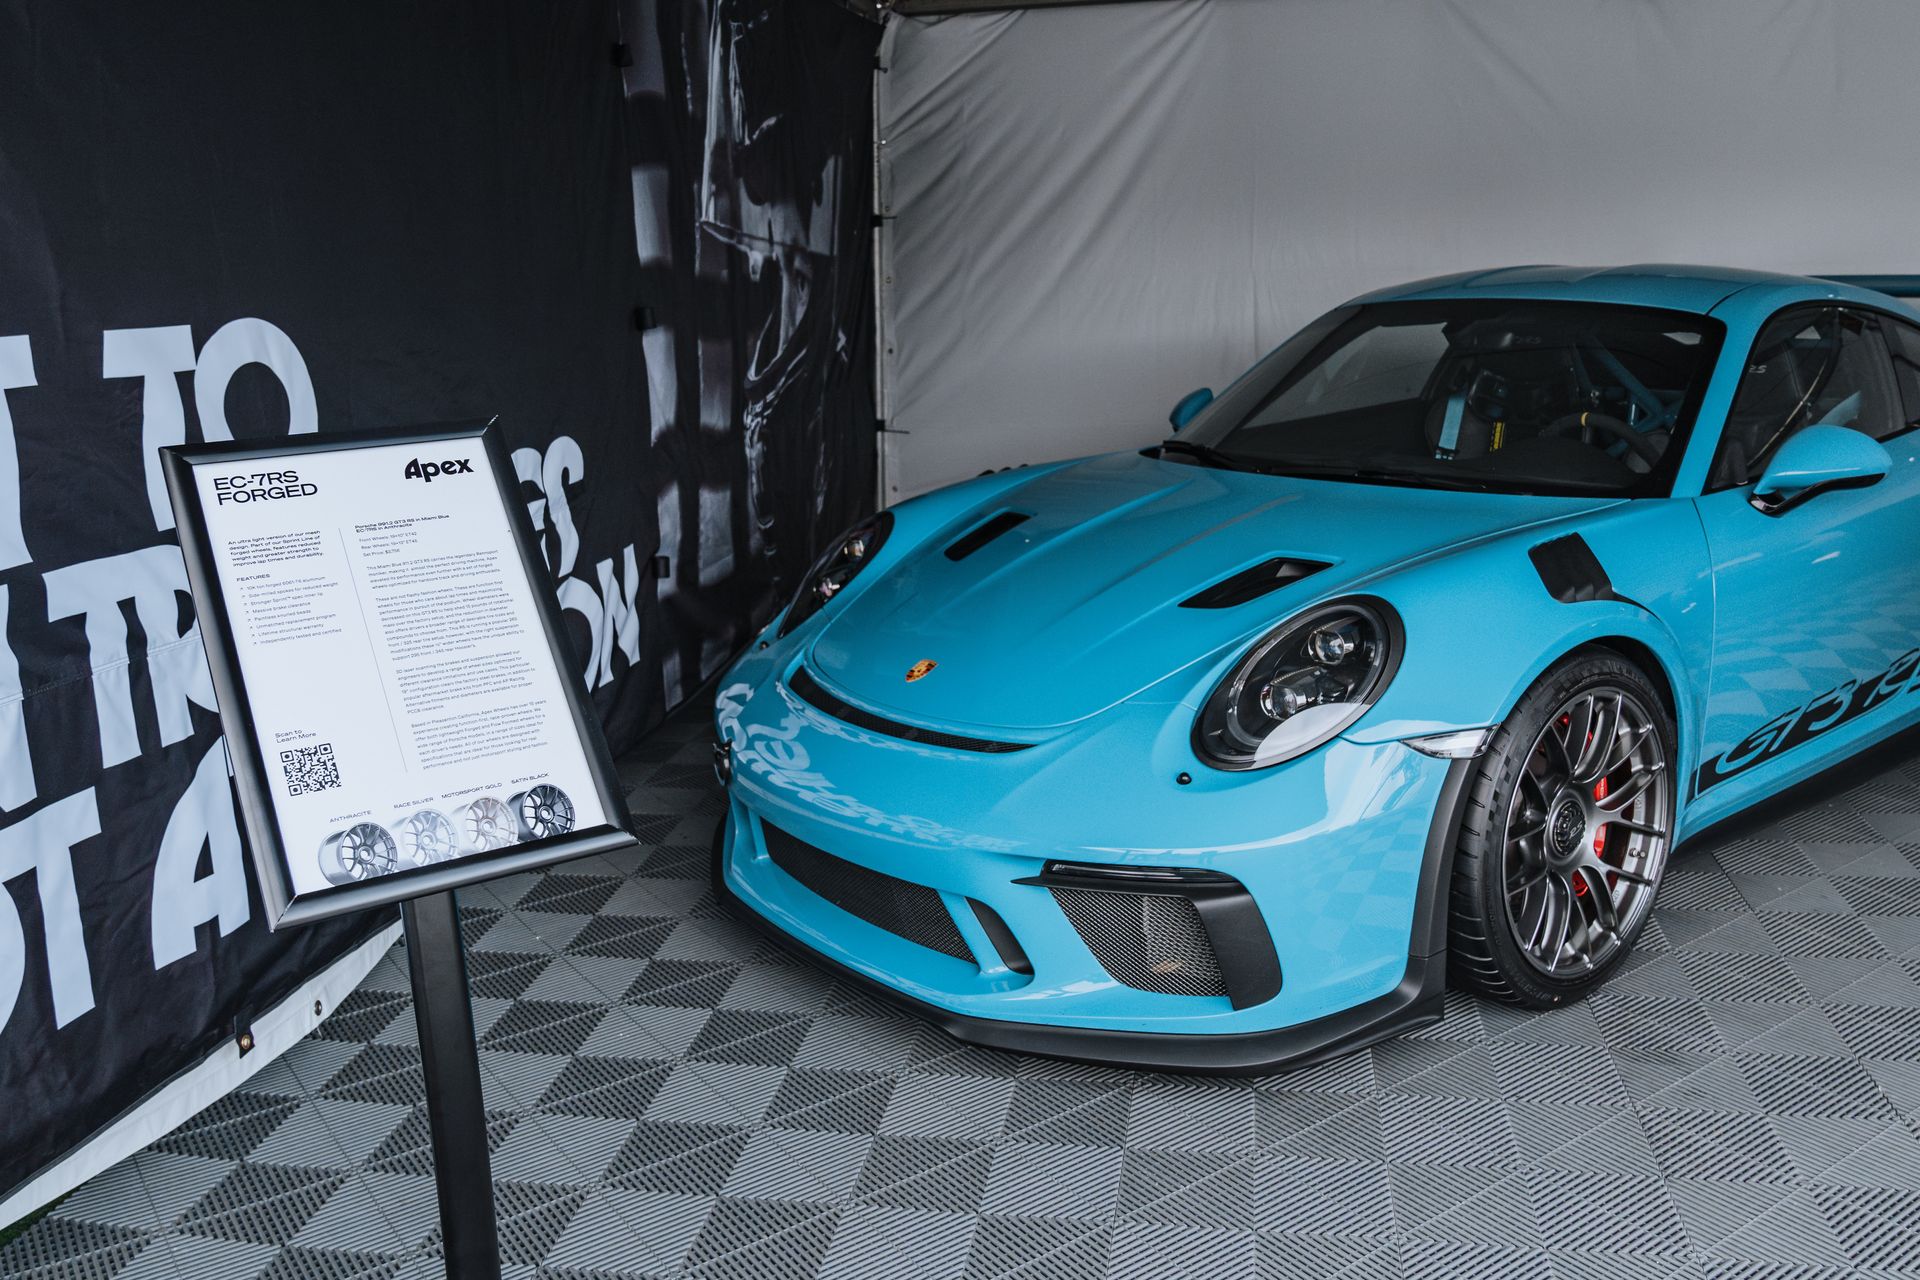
[808,451,1617,730]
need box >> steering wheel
[1542,411,1663,467]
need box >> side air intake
[944,511,1030,561]
[1179,557,1331,609]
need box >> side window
[1884,318,1920,433]
[1710,308,1900,489]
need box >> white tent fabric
[876,0,1920,500]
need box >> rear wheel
[1449,649,1675,1007]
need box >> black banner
[622,0,882,701]
[0,1,660,1201]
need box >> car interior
[1215,303,1717,492]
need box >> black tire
[1449,648,1676,1008]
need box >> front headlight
[1192,597,1402,770]
[777,511,893,637]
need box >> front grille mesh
[1050,887,1228,997]
[762,822,972,963]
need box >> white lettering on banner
[518,436,641,689]
[515,438,583,577]
[597,546,642,683]
[0,335,36,571]
[557,576,604,687]
[0,790,101,1031]
[43,546,218,769]
[192,318,318,444]
[102,325,198,533]
[0,586,34,811]
[0,320,646,1049]
[105,321,316,534]
[150,739,250,968]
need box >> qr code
[280,743,340,796]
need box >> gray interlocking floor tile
[879,1074,1015,1142]
[817,1203,974,1280]
[112,1233,278,1280]
[966,1215,1111,1280]
[489,1112,635,1185]
[287,1172,438,1253]
[50,1152,232,1233]
[539,1186,710,1275]
[16,705,1920,1278]
[722,1130,870,1203]
[977,1142,1123,1221]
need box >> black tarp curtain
[0,0,879,1205]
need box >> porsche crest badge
[905,659,937,682]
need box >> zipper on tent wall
[872,20,898,510]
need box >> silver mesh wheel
[1501,684,1672,978]
[397,809,461,866]
[457,797,517,852]
[319,823,399,885]
[510,785,576,840]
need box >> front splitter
[710,816,1446,1076]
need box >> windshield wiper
[1156,438,1251,472]
[1258,462,1498,492]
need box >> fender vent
[1528,534,1631,605]
[1180,557,1331,609]
[944,511,1030,561]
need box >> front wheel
[1449,649,1676,1007]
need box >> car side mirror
[1750,424,1892,516]
[1168,387,1213,432]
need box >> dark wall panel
[0,0,660,1202]
[622,0,882,701]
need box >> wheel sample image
[397,808,461,867]
[457,796,517,852]
[510,785,576,840]
[319,823,400,885]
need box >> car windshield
[1172,300,1724,496]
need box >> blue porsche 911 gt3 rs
[710,264,1920,1072]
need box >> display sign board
[163,423,637,927]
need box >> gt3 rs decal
[1695,647,1920,794]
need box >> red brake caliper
[1592,776,1609,852]
[1578,732,1609,898]
[1591,775,1614,894]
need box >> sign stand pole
[402,889,502,1280]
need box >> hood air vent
[944,511,1030,561]
[1179,557,1331,609]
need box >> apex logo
[403,457,475,483]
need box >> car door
[1691,305,1920,815]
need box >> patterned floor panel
[8,704,1920,1279]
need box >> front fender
[1342,500,1712,822]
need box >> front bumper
[712,658,1467,1074]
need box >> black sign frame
[162,421,638,929]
